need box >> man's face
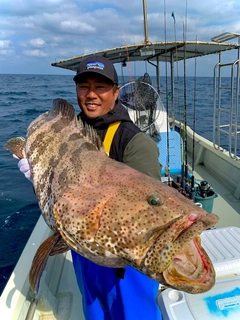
[76,74,120,118]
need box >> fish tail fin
[4,137,26,159]
[29,231,62,293]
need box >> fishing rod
[171,11,185,192]
[163,0,171,184]
[172,11,180,131]
[181,0,189,196]
[181,22,187,193]
[190,36,198,200]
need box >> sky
[1,0,240,76]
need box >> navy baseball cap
[73,55,118,84]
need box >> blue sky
[1,0,240,76]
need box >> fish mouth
[143,213,218,294]
[162,236,215,294]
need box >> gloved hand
[14,156,32,182]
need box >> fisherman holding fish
[10,56,218,320]
[18,56,163,320]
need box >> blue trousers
[71,251,162,320]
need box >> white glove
[17,158,32,182]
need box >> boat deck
[0,215,86,320]
[193,161,240,229]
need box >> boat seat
[156,131,183,176]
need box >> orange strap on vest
[103,121,121,156]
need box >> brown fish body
[4,99,219,294]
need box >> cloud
[60,21,96,33]
[0,49,14,56]
[0,0,240,74]
[0,40,11,49]
[23,49,47,57]
[0,40,13,55]
[29,38,45,47]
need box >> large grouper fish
[4,98,219,295]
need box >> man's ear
[114,85,120,100]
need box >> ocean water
[0,74,239,295]
[0,74,78,295]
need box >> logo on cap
[86,61,105,70]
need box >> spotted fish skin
[4,98,219,294]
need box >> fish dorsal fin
[78,118,103,151]
[49,98,76,121]
[51,98,103,151]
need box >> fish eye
[147,191,164,206]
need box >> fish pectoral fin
[4,137,26,159]
[29,231,62,293]
[50,237,69,256]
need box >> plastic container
[194,189,218,213]
[201,227,240,278]
[158,276,240,320]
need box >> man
[18,55,162,320]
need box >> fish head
[112,172,219,293]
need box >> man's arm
[123,132,162,180]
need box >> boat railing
[213,42,240,160]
